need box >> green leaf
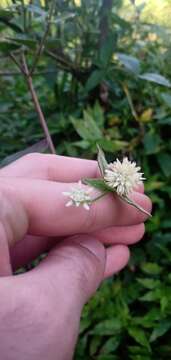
[83,178,110,192]
[143,133,161,155]
[121,195,151,217]
[90,319,122,335]
[85,70,104,92]
[90,336,101,356]
[100,337,121,354]
[117,53,141,74]
[97,144,108,176]
[139,73,171,87]
[161,92,171,108]
[70,116,95,141]
[98,139,128,152]
[140,290,161,302]
[157,153,171,177]
[0,17,23,33]
[150,320,171,342]
[99,34,115,67]
[0,9,13,21]
[7,36,37,49]
[27,5,47,17]
[137,278,161,290]
[70,110,102,142]
[140,262,162,275]
[97,356,119,360]
[128,327,151,350]
[0,40,21,53]
[72,140,89,150]
[83,110,102,138]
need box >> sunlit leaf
[117,53,141,74]
[139,73,171,87]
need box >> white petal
[66,200,73,207]
[62,192,71,196]
[83,203,90,210]
[78,180,82,186]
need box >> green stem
[30,1,55,75]
[91,192,108,203]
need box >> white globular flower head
[104,157,145,196]
[62,181,92,210]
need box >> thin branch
[21,53,56,154]
[45,49,75,70]
[9,53,26,74]
[30,1,55,75]
[0,70,58,77]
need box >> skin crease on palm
[0,154,152,360]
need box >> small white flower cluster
[104,157,144,196]
[63,181,92,210]
[63,155,145,211]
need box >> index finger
[0,177,152,237]
[0,153,99,182]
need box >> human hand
[0,154,151,359]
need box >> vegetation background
[0,0,171,358]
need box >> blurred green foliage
[0,0,171,358]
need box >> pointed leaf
[97,144,108,176]
[82,178,111,192]
[99,34,115,67]
[85,70,104,92]
[121,195,152,217]
[117,53,141,74]
[128,327,151,350]
[139,73,171,87]
[0,40,21,53]
[150,320,171,342]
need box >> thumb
[0,190,28,276]
[22,236,106,360]
[32,235,106,306]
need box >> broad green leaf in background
[143,133,161,155]
[128,327,151,350]
[90,319,123,336]
[85,70,105,92]
[98,139,128,152]
[140,262,162,275]
[100,337,121,354]
[137,278,161,290]
[0,9,13,20]
[117,53,141,74]
[160,92,171,108]
[83,110,102,138]
[99,34,115,67]
[157,153,171,177]
[150,320,171,342]
[27,4,47,17]
[139,73,171,87]
[0,40,21,53]
[7,36,37,49]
